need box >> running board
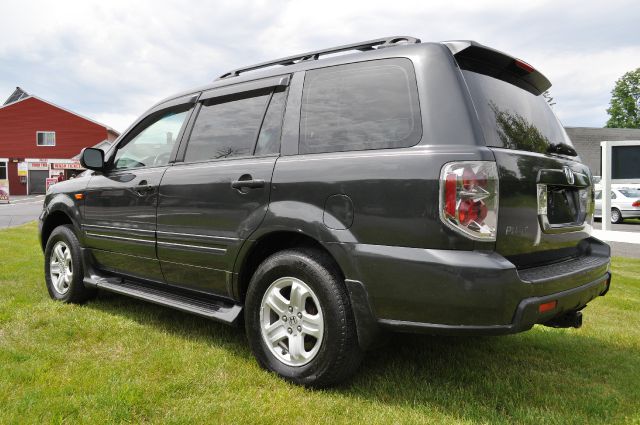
[92,278,243,325]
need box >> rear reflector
[538,300,557,313]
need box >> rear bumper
[378,272,610,335]
[331,237,610,340]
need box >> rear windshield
[462,70,573,154]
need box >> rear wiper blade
[547,142,577,157]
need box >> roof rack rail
[216,36,421,80]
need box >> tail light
[514,58,535,73]
[633,200,640,207]
[439,161,499,241]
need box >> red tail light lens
[458,199,477,225]
[514,59,535,73]
[445,173,457,216]
[633,200,640,207]
[440,161,499,241]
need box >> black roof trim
[216,36,420,80]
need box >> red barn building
[0,87,119,196]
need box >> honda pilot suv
[39,36,611,387]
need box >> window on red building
[36,131,56,146]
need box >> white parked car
[592,176,640,192]
[595,188,640,223]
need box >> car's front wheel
[44,225,96,303]
[245,248,362,387]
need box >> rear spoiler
[442,41,551,96]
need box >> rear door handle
[231,179,265,190]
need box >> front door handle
[231,179,265,190]
[134,181,155,196]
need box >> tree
[605,68,640,128]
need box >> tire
[44,225,97,303]
[245,248,363,387]
[611,208,623,224]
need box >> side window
[611,191,617,199]
[114,109,190,170]
[300,58,421,154]
[255,88,288,156]
[184,92,271,162]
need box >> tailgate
[492,148,593,267]
[452,42,595,267]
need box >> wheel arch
[234,229,379,350]
[40,195,82,251]
[233,230,347,302]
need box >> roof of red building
[1,89,119,135]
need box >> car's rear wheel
[44,225,97,303]
[245,248,362,387]
[611,208,623,224]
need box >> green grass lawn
[1,223,639,424]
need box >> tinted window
[185,93,270,162]
[114,109,189,170]
[463,70,573,154]
[300,58,421,154]
[255,88,287,156]
[612,146,640,179]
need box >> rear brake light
[633,200,640,207]
[514,59,535,73]
[439,161,499,241]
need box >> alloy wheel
[50,241,73,295]
[259,277,324,367]
[611,209,621,223]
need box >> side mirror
[80,148,104,171]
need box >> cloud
[1,0,638,131]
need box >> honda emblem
[563,166,575,185]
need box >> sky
[1,0,639,133]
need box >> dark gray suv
[39,36,611,387]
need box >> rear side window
[185,92,271,162]
[300,58,421,154]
